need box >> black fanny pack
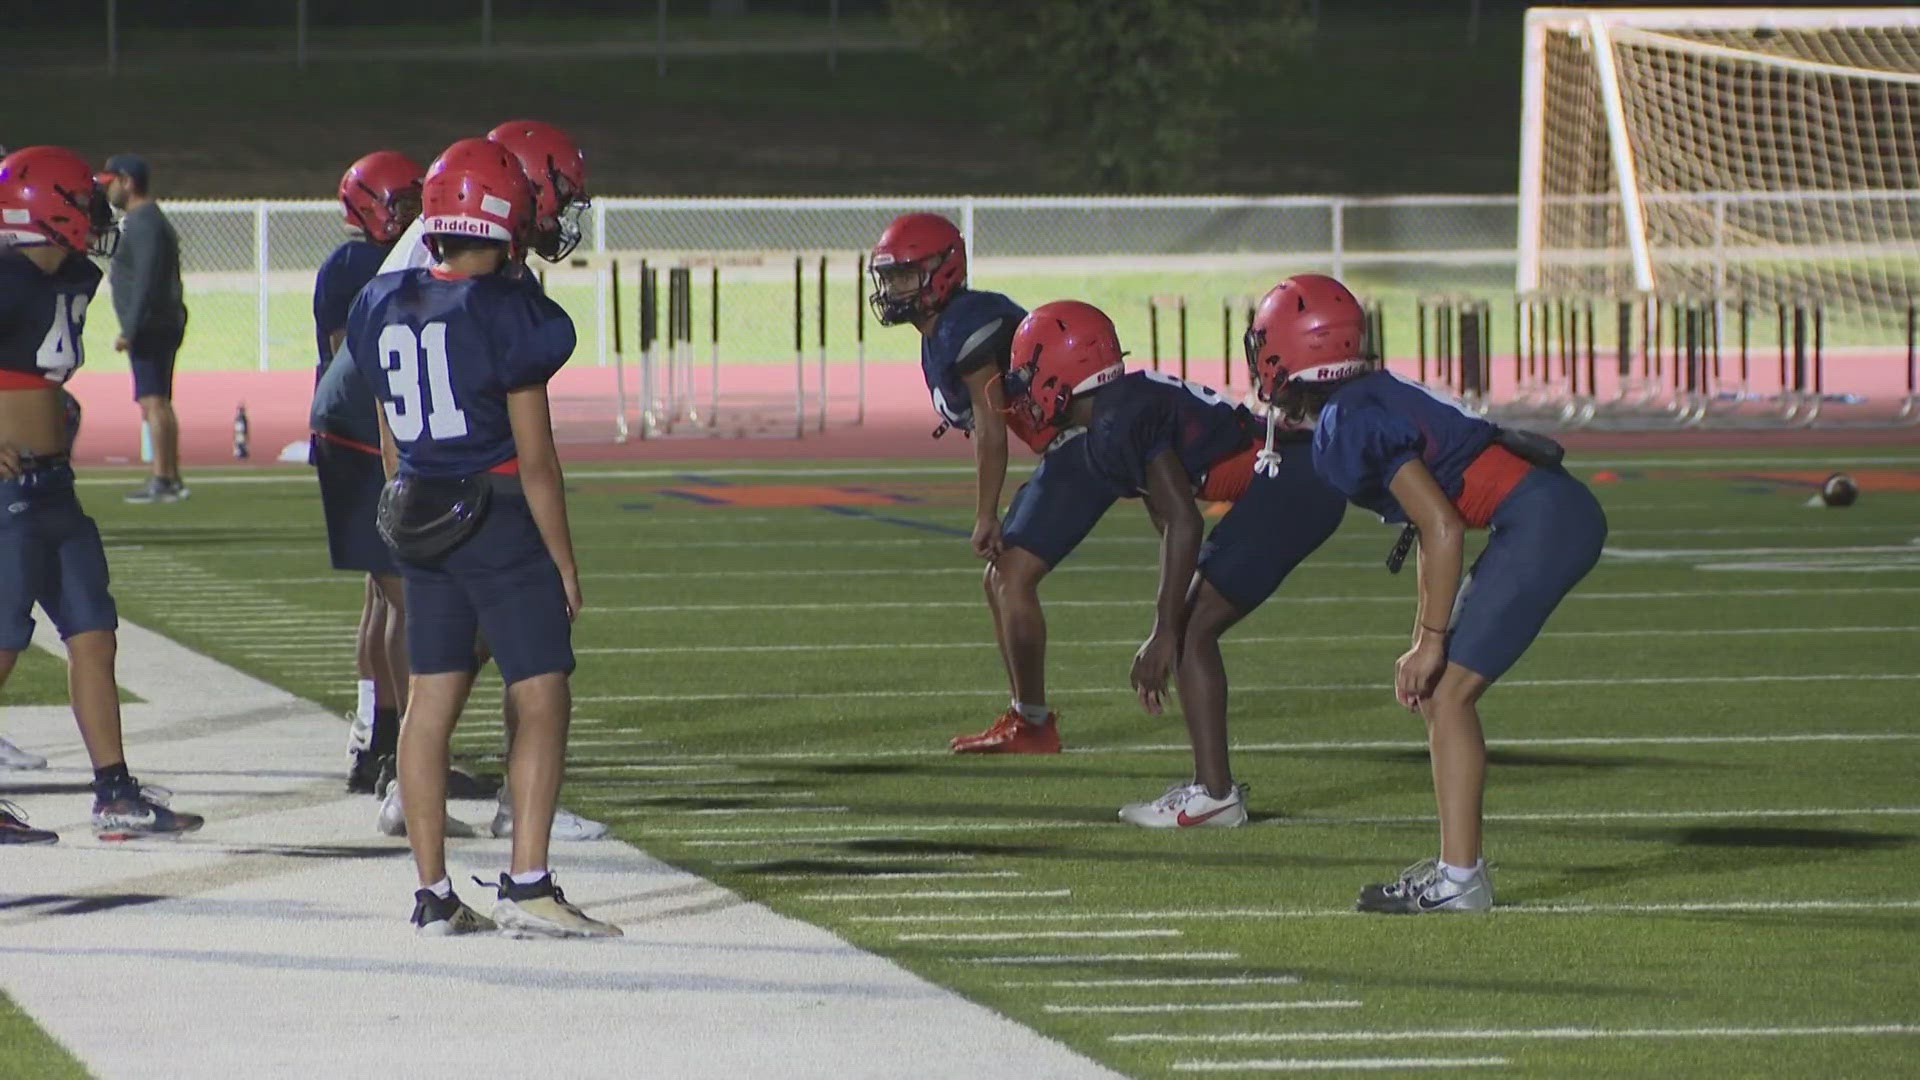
[376,474,495,564]
[1384,427,1567,574]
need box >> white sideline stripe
[713,853,978,865]
[797,889,1071,902]
[596,777,787,788]
[574,625,1920,656]
[201,562,1383,584]
[610,731,1920,765]
[850,899,1920,924]
[1009,977,1303,988]
[1172,1057,1509,1072]
[468,586,1920,614]
[624,791,819,803]
[568,763,738,773]
[1114,1023,1920,1045]
[1046,1001,1361,1015]
[653,807,1920,839]
[764,871,1023,881]
[965,952,1240,966]
[897,930,1181,943]
[574,673,1920,705]
[678,806,849,816]
[1608,543,1920,559]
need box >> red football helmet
[486,120,588,262]
[420,138,533,259]
[1244,274,1372,402]
[1005,300,1127,433]
[0,146,117,256]
[869,212,967,326]
[339,150,424,244]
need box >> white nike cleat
[375,778,478,839]
[490,794,610,841]
[1118,780,1248,829]
[0,736,48,771]
[1356,858,1495,914]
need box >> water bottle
[233,403,250,460]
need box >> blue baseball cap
[98,153,150,191]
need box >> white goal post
[1517,7,1920,325]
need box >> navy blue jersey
[313,239,389,380]
[1312,370,1500,524]
[346,268,576,478]
[1083,371,1254,497]
[922,288,1025,431]
[0,249,102,386]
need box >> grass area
[0,993,88,1080]
[50,447,1920,1076]
[1,650,79,709]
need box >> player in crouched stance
[1248,274,1608,912]
[0,146,203,843]
[347,139,616,937]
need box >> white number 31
[378,321,470,441]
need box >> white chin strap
[1254,410,1284,479]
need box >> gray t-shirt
[110,201,187,335]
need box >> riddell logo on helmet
[424,215,499,238]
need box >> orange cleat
[950,709,1061,754]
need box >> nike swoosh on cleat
[1416,891,1465,911]
[1175,803,1238,827]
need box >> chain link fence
[101,194,1521,379]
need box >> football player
[311,150,423,795]
[347,138,615,937]
[870,212,1100,753]
[1248,273,1608,913]
[1002,301,1346,826]
[0,146,204,843]
[365,120,607,842]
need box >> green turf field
[1,650,81,709]
[0,993,86,1080]
[52,449,1920,1076]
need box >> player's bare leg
[136,395,181,489]
[501,673,568,875]
[1421,663,1490,869]
[953,547,1059,754]
[485,640,606,841]
[398,671,473,886]
[1118,577,1249,828]
[371,573,408,716]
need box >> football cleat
[1118,781,1248,829]
[0,735,48,770]
[489,791,610,842]
[92,783,204,840]
[375,775,479,839]
[0,800,58,845]
[487,873,622,939]
[410,888,496,937]
[950,709,1060,754]
[1356,858,1495,914]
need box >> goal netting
[1519,7,1920,326]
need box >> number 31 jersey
[0,249,102,387]
[346,267,576,478]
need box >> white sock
[509,868,548,886]
[356,680,377,725]
[1014,700,1051,725]
[425,876,453,899]
[1439,859,1484,884]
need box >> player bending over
[870,212,1076,753]
[0,146,203,844]
[367,120,607,842]
[311,150,423,795]
[348,138,615,937]
[1002,301,1345,827]
[1249,273,1608,913]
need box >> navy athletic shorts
[1446,466,1608,681]
[314,437,396,575]
[401,488,574,685]
[1001,433,1118,568]
[1197,445,1347,614]
[0,458,118,650]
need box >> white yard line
[1172,1057,1509,1072]
[574,672,1920,705]
[898,929,1181,943]
[964,952,1241,965]
[1115,1023,1920,1045]
[796,889,1072,902]
[763,871,1023,881]
[1046,1001,1361,1015]
[851,899,1920,924]
[1010,976,1303,988]
[0,619,1120,1080]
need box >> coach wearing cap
[99,153,190,503]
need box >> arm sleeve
[112,212,160,334]
[492,286,577,389]
[1313,400,1423,500]
[950,314,1013,379]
